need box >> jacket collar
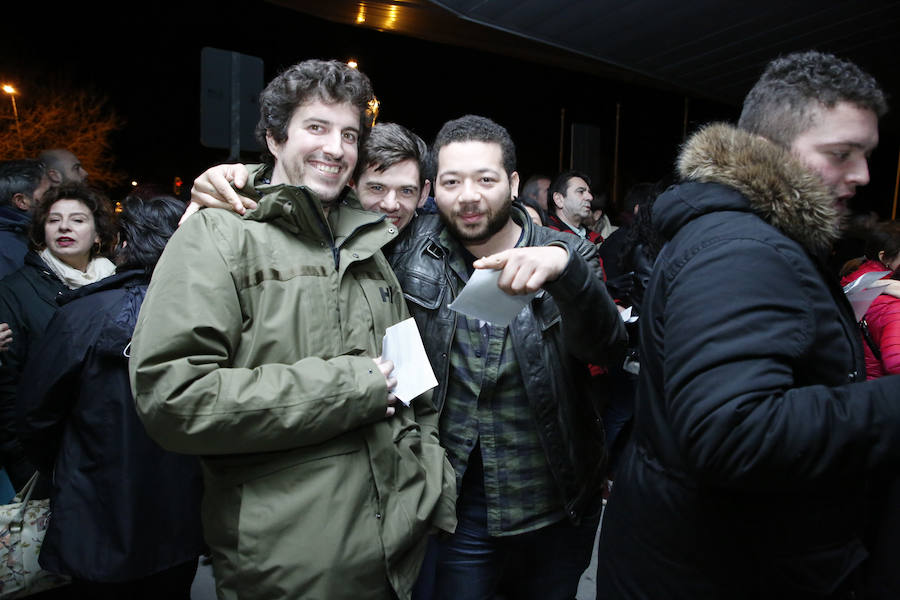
[58,268,148,306]
[241,164,396,251]
[673,122,841,254]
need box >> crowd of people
[0,157,204,598]
[1,46,900,600]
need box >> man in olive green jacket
[128,59,455,600]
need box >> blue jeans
[414,458,598,600]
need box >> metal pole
[612,103,621,206]
[558,108,565,173]
[229,53,241,161]
[9,95,24,156]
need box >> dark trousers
[414,460,597,600]
[67,559,198,600]
[600,368,636,477]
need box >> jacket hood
[671,122,841,254]
[241,164,391,248]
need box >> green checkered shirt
[438,228,565,536]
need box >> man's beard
[439,201,512,245]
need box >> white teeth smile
[315,164,340,174]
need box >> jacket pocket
[533,291,561,332]
[402,273,445,312]
[234,446,381,597]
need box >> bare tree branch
[0,85,125,189]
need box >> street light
[2,84,25,156]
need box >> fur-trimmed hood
[668,122,841,253]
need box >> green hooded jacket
[129,173,456,600]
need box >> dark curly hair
[619,182,666,273]
[255,59,375,170]
[430,115,516,179]
[29,183,117,258]
[738,50,887,148]
[116,193,184,273]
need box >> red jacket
[547,214,606,280]
[841,259,900,379]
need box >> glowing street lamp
[2,84,24,156]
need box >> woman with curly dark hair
[18,193,206,599]
[0,183,116,493]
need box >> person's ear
[46,169,62,185]
[265,131,281,158]
[509,172,520,199]
[553,191,564,209]
[11,193,30,212]
[418,180,432,208]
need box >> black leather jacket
[389,206,627,522]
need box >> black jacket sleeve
[543,234,628,367]
[17,308,86,476]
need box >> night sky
[4,1,897,218]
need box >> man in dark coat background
[0,160,50,279]
[595,50,900,599]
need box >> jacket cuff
[338,355,391,423]
[543,241,592,302]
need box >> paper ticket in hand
[381,317,438,406]
[843,270,891,321]
[448,268,537,326]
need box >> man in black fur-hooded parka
[596,51,900,599]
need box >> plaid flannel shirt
[438,228,564,536]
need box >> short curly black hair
[255,59,374,171]
[430,115,516,179]
[117,193,184,272]
[29,183,117,258]
[738,50,887,148]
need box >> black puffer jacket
[595,124,900,598]
[0,206,30,280]
[389,206,626,523]
[0,251,67,489]
[17,269,205,581]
